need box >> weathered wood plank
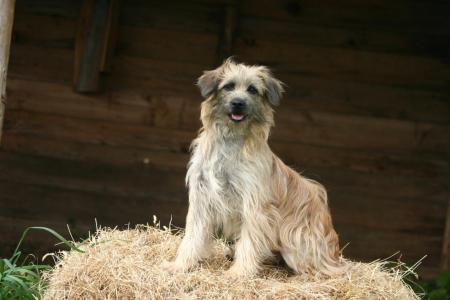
[441,193,450,271]
[8,45,74,83]
[0,179,188,227]
[272,108,450,155]
[12,13,76,49]
[310,167,448,208]
[99,0,119,73]
[15,0,81,18]
[7,45,205,86]
[271,142,449,179]
[0,150,187,199]
[336,224,441,279]
[116,26,218,65]
[111,55,207,85]
[3,110,195,153]
[235,38,450,90]
[0,0,15,144]
[3,134,190,170]
[240,0,450,34]
[6,78,188,128]
[240,17,450,58]
[120,0,221,33]
[277,75,450,125]
[217,2,237,62]
[73,0,109,92]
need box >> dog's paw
[224,265,255,279]
[224,246,234,261]
[160,260,187,274]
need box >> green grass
[402,267,450,300]
[415,272,450,300]
[0,227,83,300]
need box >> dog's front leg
[162,202,214,273]
[226,219,273,278]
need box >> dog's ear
[264,75,284,106]
[197,69,220,98]
[197,58,235,98]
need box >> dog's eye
[247,85,258,95]
[223,82,235,91]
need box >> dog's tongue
[231,114,244,121]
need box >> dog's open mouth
[230,113,246,122]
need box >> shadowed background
[0,0,449,280]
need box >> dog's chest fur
[192,137,243,202]
[187,133,273,239]
[187,135,252,230]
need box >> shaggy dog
[163,59,341,277]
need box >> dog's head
[197,59,284,134]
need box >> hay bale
[43,224,418,299]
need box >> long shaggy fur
[163,59,342,277]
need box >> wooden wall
[1,0,449,279]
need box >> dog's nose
[231,99,246,109]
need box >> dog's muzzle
[230,99,247,122]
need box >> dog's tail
[276,162,347,276]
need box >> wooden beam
[0,0,15,145]
[74,0,119,93]
[217,1,238,63]
[100,0,119,73]
[441,192,450,271]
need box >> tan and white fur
[162,59,341,277]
